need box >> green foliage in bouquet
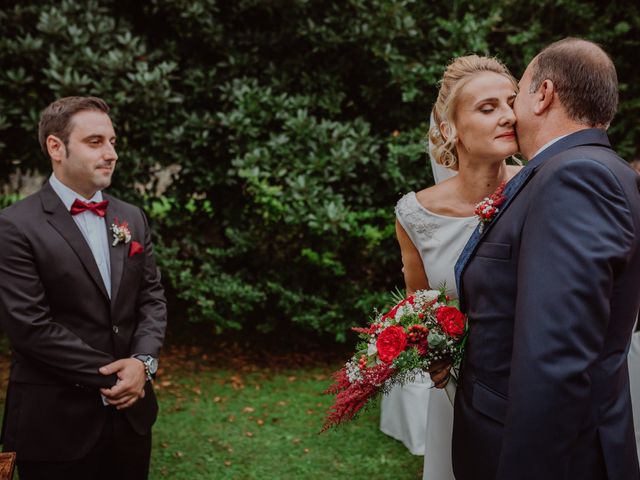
[1,0,638,338]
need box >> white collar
[49,173,103,211]
[531,133,571,159]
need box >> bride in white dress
[379,55,521,479]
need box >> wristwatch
[133,354,158,381]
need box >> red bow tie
[70,199,109,217]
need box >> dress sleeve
[395,193,421,249]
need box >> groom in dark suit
[0,97,167,479]
[450,39,640,479]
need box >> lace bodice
[395,192,478,298]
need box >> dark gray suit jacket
[0,180,167,461]
[453,129,640,480]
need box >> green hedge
[1,0,638,339]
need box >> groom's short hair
[38,96,110,157]
[530,38,618,128]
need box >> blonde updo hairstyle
[429,55,516,170]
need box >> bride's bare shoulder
[415,177,456,211]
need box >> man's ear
[533,79,555,115]
[46,135,66,163]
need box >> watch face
[148,357,159,375]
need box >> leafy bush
[1,0,638,339]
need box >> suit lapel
[455,165,537,306]
[455,128,613,307]
[474,165,536,239]
[40,182,110,301]
[104,195,126,307]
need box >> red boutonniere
[110,218,131,247]
[475,182,506,232]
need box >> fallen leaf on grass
[173,451,184,459]
[242,406,255,413]
[228,375,245,390]
[245,431,254,438]
[256,419,264,426]
[224,460,232,467]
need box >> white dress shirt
[532,133,570,159]
[49,174,112,298]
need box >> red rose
[376,325,408,363]
[435,306,466,338]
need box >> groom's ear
[533,79,555,115]
[46,135,66,163]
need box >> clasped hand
[99,358,146,410]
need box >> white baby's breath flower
[346,360,363,383]
[420,290,440,303]
[367,342,378,356]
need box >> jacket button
[112,325,119,334]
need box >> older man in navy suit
[443,38,640,480]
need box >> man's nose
[104,143,118,161]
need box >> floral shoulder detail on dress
[395,192,440,240]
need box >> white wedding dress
[380,191,476,479]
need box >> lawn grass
[151,365,422,479]
[0,340,423,480]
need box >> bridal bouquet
[321,289,467,431]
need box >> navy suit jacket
[453,129,640,480]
